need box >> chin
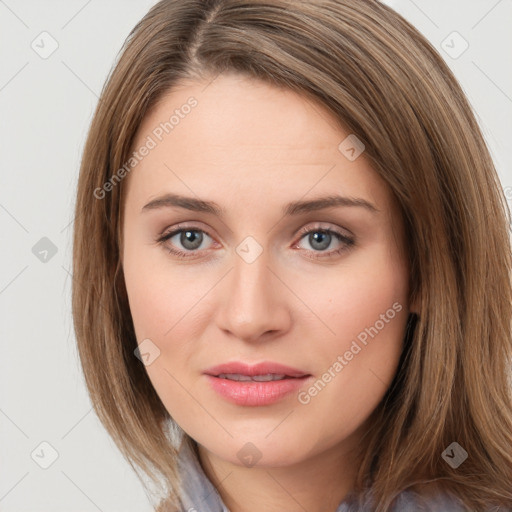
[198,432,314,469]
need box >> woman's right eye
[157,226,215,259]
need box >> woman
[72,0,512,510]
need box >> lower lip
[205,375,311,406]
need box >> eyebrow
[141,193,379,216]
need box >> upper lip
[204,361,310,378]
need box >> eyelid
[158,223,216,244]
[294,221,354,240]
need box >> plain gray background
[1,0,511,510]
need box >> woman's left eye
[156,224,355,260]
[294,226,355,259]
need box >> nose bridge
[215,241,290,342]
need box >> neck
[196,439,361,512]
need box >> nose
[214,249,292,343]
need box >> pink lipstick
[204,361,312,406]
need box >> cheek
[123,243,208,341]
[296,244,409,345]
[292,252,409,444]
[123,259,207,409]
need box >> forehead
[125,73,395,216]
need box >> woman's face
[122,72,413,468]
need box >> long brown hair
[72,0,512,510]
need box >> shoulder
[337,487,467,511]
[396,489,512,512]
[392,489,466,511]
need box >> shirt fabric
[175,436,469,511]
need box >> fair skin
[121,72,416,512]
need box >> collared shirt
[175,437,468,511]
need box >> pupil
[311,231,330,250]
[181,230,202,250]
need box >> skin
[121,72,417,512]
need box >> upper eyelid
[160,223,213,240]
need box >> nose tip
[214,258,292,343]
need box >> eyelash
[156,223,355,261]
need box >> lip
[204,361,312,406]
[204,361,309,378]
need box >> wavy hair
[72,0,512,510]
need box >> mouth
[204,361,309,378]
[216,373,296,382]
[204,361,312,406]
